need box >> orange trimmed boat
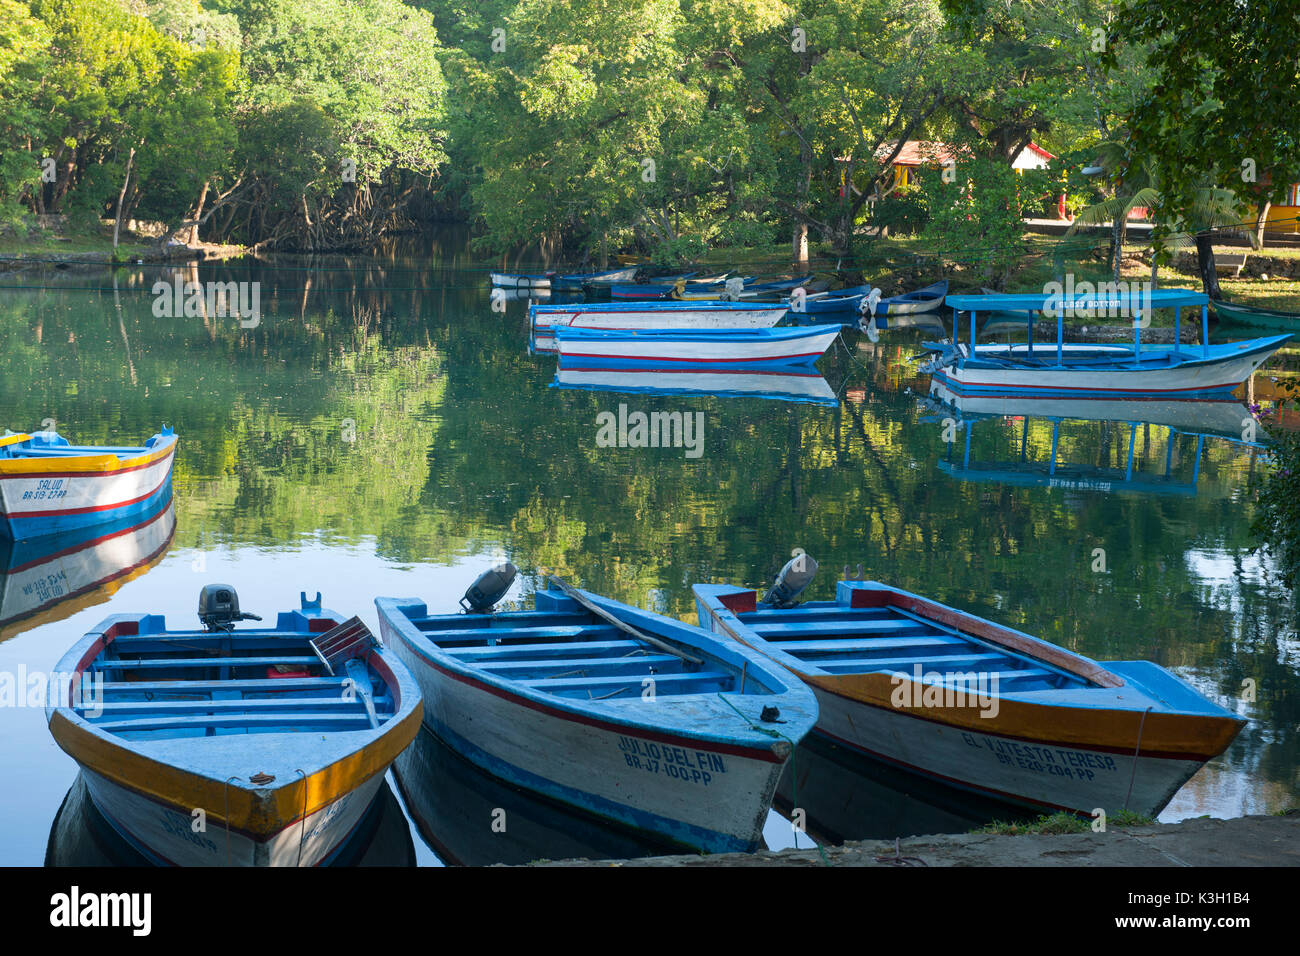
[46,587,422,866]
[695,568,1245,817]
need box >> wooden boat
[1212,298,1300,331]
[375,573,818,854]
[529,301,787,352]
[1,493,175,637]
[45,770,417,867]
[490,271,556,289]
[46,588,422,866]
[925,289,1289,400]
[610,274,746,300]
[393,724,676,865]
[0,427,178,540]
[548,266,640,291]
[872,280,948,316]
[790,284,874,317]
[553,366,839,406]
[695,572,1246,818]
[552,325,841,370]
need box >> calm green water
[2,237,1297,865]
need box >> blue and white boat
[530,300,789,353]
[548,266,640,291]
[552,325,840,371]
[490,271,556,289]
[553,366,839,406]
[873,279,948,315]
[924,288,1289,400]
[46,588,422,866]
[376,570,818,854]
[695,564,1246,818]
[0,427,177,540]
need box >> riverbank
[531,813,1300,866]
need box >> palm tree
[1069,138,1245,297]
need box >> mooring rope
[714,692,829,865]
[1123,706,1153,812]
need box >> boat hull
[929,338,1286,400]
[79,765,387,866]
[553,327,840,370]
[554,366,838,405]
[379,616,790,854]
[0,436,177,540]
[530,303,786,340]
[799,682,1203,817]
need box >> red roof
[876,140,1055,167]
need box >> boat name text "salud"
[595,404,704,458]
[618,735,727,785]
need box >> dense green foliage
[0,0,1293,260]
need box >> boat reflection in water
[393,725,684,865]
[0,485,175,640]
[553,365,839,406]
[45,772,415,866]
[921,385,1266,497]
[776,735,1037,845]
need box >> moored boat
[530,300,787,334]
[1,492,175,636]
[694,564,1246,818]
[552,325,840,370]
[925,289,1289,400]
[376,568,818,854]
[46,587,422,866]
[871,280,949,316]
[553,366,838,405]
[549,266,640,291]
[1211,298,1300,331]
[490,271,556,289]
[0,427,178,540]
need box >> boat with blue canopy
[695,560,1245,818]
[924,288,1289,400]
[46,587,422,866]
[376,567,818,854]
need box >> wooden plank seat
[416,611,592,631]
[96,655,321,670]
[93,712,379,734]
[477,653,681,675]
[97,676,351,694]
[80,697,374,715]
[423,624,621,646]
[519,670,732,694]
[813,651,1005,673]
[771,635,966,656]
[749,619,931,638]
[447,639,646,661]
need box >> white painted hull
[81,767,385,866]
[555,367,838,403]
[1,502,175,629]
[808,687,1203,817]
[0,439,176,537]
[554,328,840,366]
[491,273,552,289]
[533,306,786,332]
[383,623,787,852]
[932,344,1278,400]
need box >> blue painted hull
[1,476,174,540]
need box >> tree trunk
[1194,232,1223,300]
[792,223,808,266]
[112,147,136,250]
[1110,216,1123,283]
[190,180,209,245]
[1254,200,1271,250]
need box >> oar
[547,575,704,666]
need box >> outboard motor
[461,562,518,613]
[760,553,819,608]
[723,277,746,300]
[198,584,262,632]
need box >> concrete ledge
[531,814,1300,867]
